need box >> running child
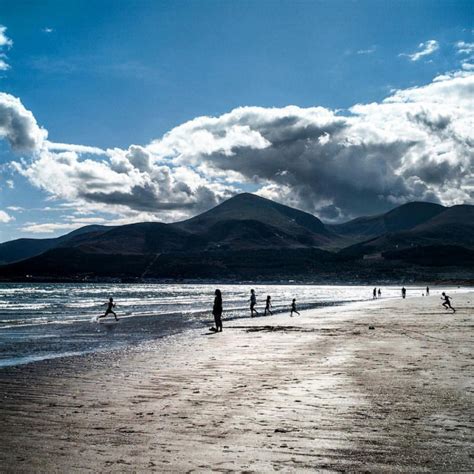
[441,292,456,313]
[290,298,300,317]
[98,297,118,321]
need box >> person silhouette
[98,297,118,321]
[402,287,406,299]
[212,289,223,332]
[250,289,259,317]
[373,288,377,299]
[441,292,456,313]
[264,295,273,316]
[378,288,382,298]
[290,298,300,317]
[426,286,430,296]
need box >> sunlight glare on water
[0,283,465,368]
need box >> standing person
[378,288,382,298]
[426,286,430,296]
[373,288,377,299]
[402,287,406,299]
[290,298,300,317]
[264,295,273,316]
[250,289,259,317]
[441,292,456,313]
[212,289,223,332]
[98,297,118,321]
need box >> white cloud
[6,179,14,189]
[0,58,10,71]
[42,27,54,34]
[401,40,439,62]
[0,26,13,49]
[356,47,376,55]
[3,69,474,223]
[0,210,14,223]
[20,222,80,234]
[6,206,24,212]
[0,93,47,150]
[456,41,474,55]
[63,216,107,224]
[0,25,13,72]
[45,141,106,155]
[455,41,474,73]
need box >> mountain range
[0,193,473,282]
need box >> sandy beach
[0,292,473,472]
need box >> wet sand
[0,292,473,472]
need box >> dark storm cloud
[208,135,420,219]
[80,182,223,214]
[7,71,474,223]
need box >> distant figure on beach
[290,298,300,317]
[98,297,118,321]
[264,295,273,316]
[441,292,456,313]
[378,288,382,298]
[250,289,259,317]
[212,289,223,332]
[373,288,377,299]
[426,286,430,296]
[402,287,406,299]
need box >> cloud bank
[3,69,474,224]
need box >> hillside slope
[0,225,111,264]
[328,202,446,240]
[341,205,474,258]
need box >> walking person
[378,288,382,298]
[402,287,406,299]
[264,295,273,316]
[250,289,259,317]
[290,298,300,317]
[212,289,223,332]
[373,288,377,299]
[426,286,430,296]
[441,292,456,313]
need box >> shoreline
[0,293,473,471]
[1,286,466,370]
[0,297,364,370]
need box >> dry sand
[0,292,473,472]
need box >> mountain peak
[219,192,271,206]
[383,201,445,232]
[179,192,331,238]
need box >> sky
[0,0,473,242]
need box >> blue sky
[0,0,473,241]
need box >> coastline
[4,283,457,370]
[0,293,473,471]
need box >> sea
[0,283,466,368]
